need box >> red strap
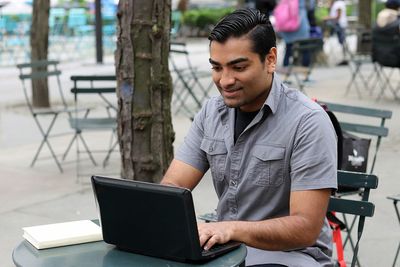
[328,212,347,267]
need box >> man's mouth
[222,87,242,97]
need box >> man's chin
[223,99,241,108]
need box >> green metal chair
[320,101,392,175]
[345,30,374,98]
[16,60,88,172]
[69,75,118,179]
[319,101,391,266]
[329,170,378,267]
[277,37,324,93]
[169,41,213,119]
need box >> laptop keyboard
[201,241,240,255]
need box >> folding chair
[320,101,392,175]
[169,41,214,119]
[319,101,392,266]
[345,30,375,97]
[387,194,400,267]
[16,60,84,173]
[277,37,324,94]
[329,170,378,267]
[69,75,118,180]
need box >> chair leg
[78,134,97,166]
[103,140,119,168]
[342,214,361,267]
[346,62,362,98]
[392,242,400,267]
[31,114,63,173]
[62,133,78,161]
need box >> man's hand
[198,221,235,250]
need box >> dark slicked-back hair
[208,8,276,62]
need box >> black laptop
[91,175,241,262]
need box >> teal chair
[49,8,66,35]
[171,10,182,38]
[67,8,93,36]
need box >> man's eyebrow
[209,57,249,66]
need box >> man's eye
[233,66,246,71]
[211,66,222,71]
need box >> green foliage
[182,7,235,31]
[315,7,329,26]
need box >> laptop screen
[91,176,201,261]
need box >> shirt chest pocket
[248,145,285,187]
[200,138,227,182]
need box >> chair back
[329,170,378,267]
[291,37,323,67]
[356,29,372,56]
[319,101,392,174]
[16,60,68,114]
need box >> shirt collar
[263,73,283,115]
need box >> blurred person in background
[323,0,348,65]
[376,0,400,28]
[279,0,311,67]
[371,0,400,68]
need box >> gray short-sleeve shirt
[176,74,337,267]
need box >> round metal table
[13,240,247,267]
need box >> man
[162,8,337,267]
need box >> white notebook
[23,220,103,250]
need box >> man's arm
[161,159,204,190]
[198,188,331,250]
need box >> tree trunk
[358,0,372,29]
[115,0,175,182]
[357,0,372,53]
[30,0,50,108]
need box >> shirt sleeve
[174,101,210,174]
[290,109,338,191]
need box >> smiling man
[161,8,337,267]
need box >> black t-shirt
[234,108,260,143]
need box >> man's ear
[265,47,277,73]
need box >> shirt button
[230,180,237,187]
[231,208,237,214]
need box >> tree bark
[115,0,175,182]
[357,0,372,53]
[30,0,50,108]
[358,0,372,30]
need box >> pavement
[0,37,399,267]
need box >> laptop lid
[91,176,239,262]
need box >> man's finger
[199,232,210,247]
[203,234,220,250]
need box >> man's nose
[219,70,235,88]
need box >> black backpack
[318,103,343,170]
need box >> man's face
[209,36,276,112]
